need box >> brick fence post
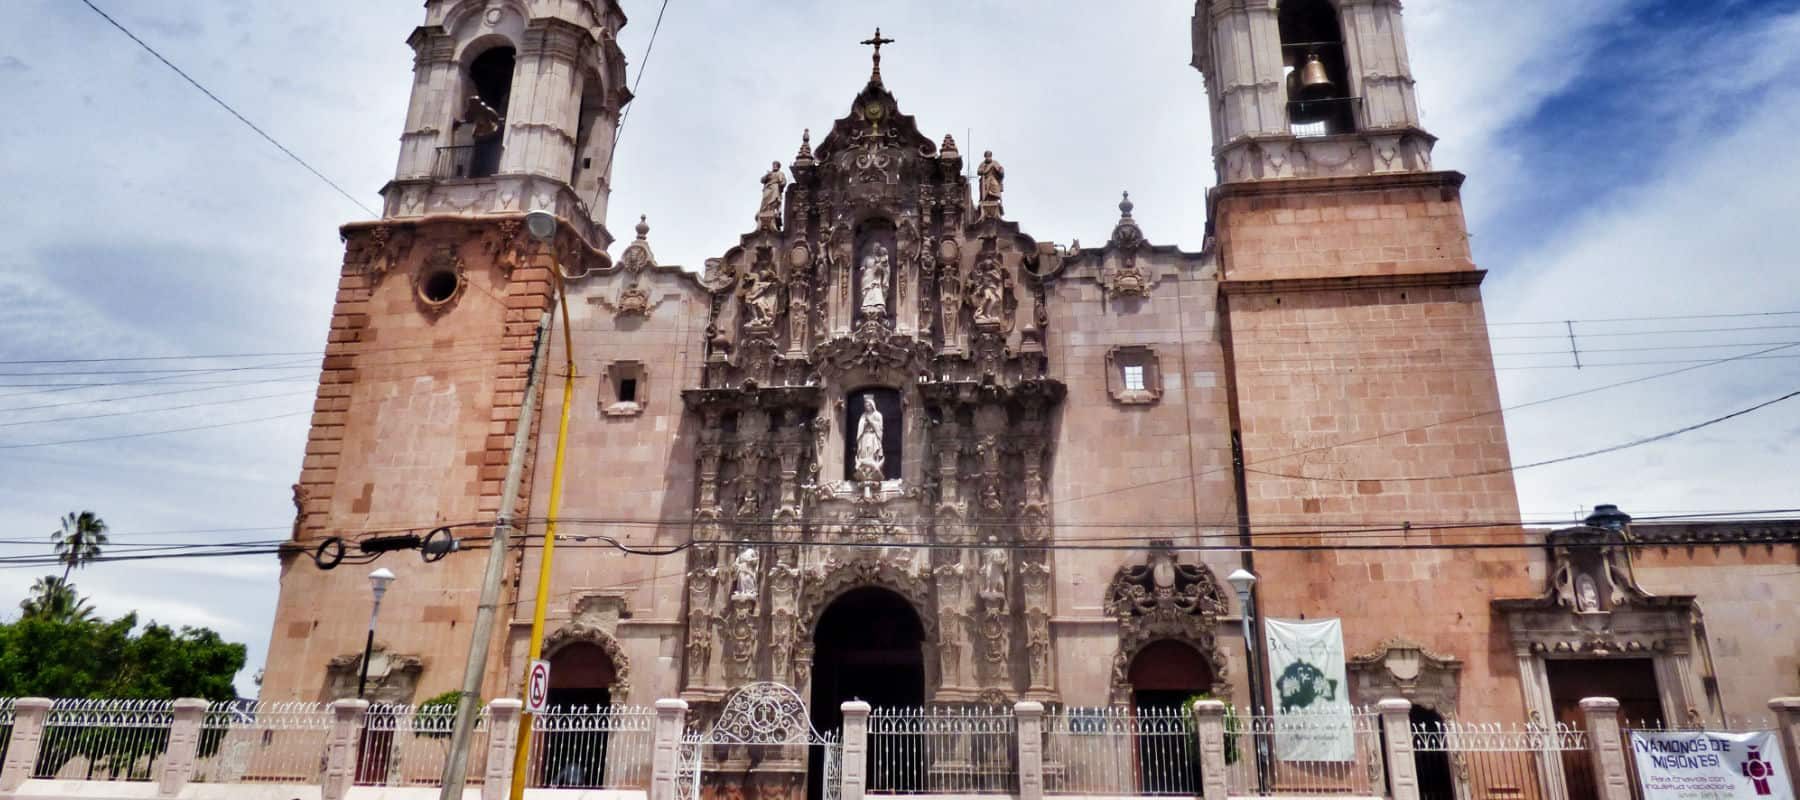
[1580,697,1631,800]
[1015,701,1045,800]
[650,699,689,800]
[1192,700,1230,800]
[1,697,53,792]
[840,701,871,800]
[322,698,369,800]
[1377,698,1420,800]
[482,699,523,800]
[1771,697,1800,799]
[157,698,210,797]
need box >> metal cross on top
[861,27,895,82]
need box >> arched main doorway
[538,642,618,788]
[808,587,926,800]
[1128,639,1215,795]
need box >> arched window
[458,46,515,178]
[1278,0,1355,136]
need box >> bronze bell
[1297,54,1335,98]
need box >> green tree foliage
[0,613,246,700]
[51,510,109,581]
[19,576,97,623]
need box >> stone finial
[940,133,959,158]
[635,214,650,240]
[1118,191,1134,218]
[794,129,815,167]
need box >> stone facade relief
[1103,542,1232,704]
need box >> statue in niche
[853,396,886,482]
[730,546,760,601]
[757,161,786,230]
[860,243,891,317]
[736,483,761,519]
[740,260,781,329]
[978,151,1005,205]
[970,252,1006,327]
[1576,573,1601,612]
[979,540,1008,604]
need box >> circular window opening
[420,270,460,304]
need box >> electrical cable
[76,0,378,217]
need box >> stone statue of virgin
[853,395,885,481]
[860,244,890,317]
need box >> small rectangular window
[1123,365,1146,392]
[618,378,638,403]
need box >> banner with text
[1264,617,1351,762]
[1630,730,1793,800]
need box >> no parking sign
[526,659,551,713]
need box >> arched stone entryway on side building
[1105,542,1233,705]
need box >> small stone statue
[1576,573,1601,612]
[979,542,1008,603]
[757,161,786,229]
[970,256,1005,326]
[977,150,1005,212]
[731,546,760,601]
[740,262,781,328]
[860,244,891,317]
[853,396,885,481]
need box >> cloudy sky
[1,0,1797,692]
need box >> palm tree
[19,575,97,623]
[51,510,109,580]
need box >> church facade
[262,0,1798,743]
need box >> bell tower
[1194,1,1536,719]
[260,0,630,703]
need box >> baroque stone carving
[758,161,787,231]
[1103,541,1231,703]
[1347,637,1460,715]
[543,621,635,700]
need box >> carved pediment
[1104,540,1228,629]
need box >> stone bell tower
[1194,0,1536,720]
[260,0,631,703]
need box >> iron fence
[1225,708,1386,796]
[868,705,1018,795]
[353,702,489,786]
[524,704,656,789]
[1043,705,1202,796]
[32,699,176,782]
[191,700,334,784]
[1413,719,1593,800]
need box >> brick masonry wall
[262,219,552,702]
[1217,175,1537,721]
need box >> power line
[1246,387,1800,484]
[76,0,378,217]
[0,410,308,450]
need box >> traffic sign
[525,659,551,713]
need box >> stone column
[650,699,690,800]
[1377,698,1420,800]
[1771,697,1800,799]
[1015,701,1045,800]
[1192,700,1230,800]
[482,699,524,800]
[322,698,370,800]
[157,698,209,797]
[841,701,871,800]
[1336,0,1421,130]
[0,697,53,792]
[1579,697,1632,800]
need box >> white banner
[1264,617,1352,762]
[1631,730,1793,800]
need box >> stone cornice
[1220,269,1484,296]
[1631,521,1800,548]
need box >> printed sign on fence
[1630,730,1793,800]
[1264,617,1351,762]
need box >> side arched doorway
[1410,706,1455,800]
[538,641,618,788]
[1128,639,1214,795]
[808,587,926,800]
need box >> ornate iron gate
[678,682,843,800]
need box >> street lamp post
[1227,568,1268,793]
[358,567,397,698]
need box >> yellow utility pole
[511,211,578,799]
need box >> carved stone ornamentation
[1103,541,1232,704]
[1101,192,1154,300]
[1347,638,1460,715]
[543,621,635,701]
